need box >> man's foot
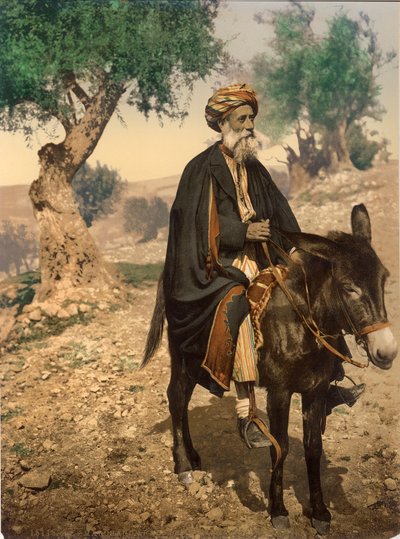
[326,383,366,416]
[237,417,272,449]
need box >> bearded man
[163,84,364,448]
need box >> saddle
[201,266,288,390]
[247,265,289,351]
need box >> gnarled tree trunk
[323,121,354,173]
[29,81,125,303]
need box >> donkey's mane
[326,230,353,244]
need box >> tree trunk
[324,121,354,174]
[29,81,125,304]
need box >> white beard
[222,128,262,163]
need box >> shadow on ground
[150,394,356,520]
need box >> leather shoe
[326,383,366,416]
[237,417,272,449]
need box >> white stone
[41,303,60,317]
[206,507,224,521]
[28,309,42,322]
[65,303,79,316]
[18,471,51,490]
[22,304,38,314]
[43,439,55,451]
[384,478,396,491]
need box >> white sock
[235,382,250,419]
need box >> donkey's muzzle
[366,327,398,369]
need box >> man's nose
[244,117,254,131]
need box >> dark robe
[164,142,300,393]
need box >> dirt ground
[1,161,399,538]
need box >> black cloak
[163,142,300,392]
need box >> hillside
[1,160,399,539]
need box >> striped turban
[205,83,258,132]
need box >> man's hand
[246,219,270,242]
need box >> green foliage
[1,406,23,422]
[14,311,94,346]
[116,262,163,287]
[123,196,169,242]
[0,221,38,277]
[10,442,33,458]
[0,0,223,133]
[128,385,144,393]
[252,4,395,160]
[302,14,379,130]
[0,271,40,314]
[57,341,98,368]
[117,356,139,372]
[72,161,126,227]
[346,123,380,170]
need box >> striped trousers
[231,244,259,382]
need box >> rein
[262,240,372,369]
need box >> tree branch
[66,91,78,126]
[63,71,90,109]
[63,80,126,175]
[70,80,90,109]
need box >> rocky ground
[1,161,399,539]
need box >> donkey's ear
[351,204,371,243]
[279,231,338,261]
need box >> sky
[0,1,398,187]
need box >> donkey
[141,204,397,534]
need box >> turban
[205,83,258,132]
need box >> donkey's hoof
[312,517,330,535]
[178,471,194,486]
[271,515,290,529]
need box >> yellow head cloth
[205,83,258,132]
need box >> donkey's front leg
[302,390,331,535]
[267,389,292,529]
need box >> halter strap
[358,321,391,336]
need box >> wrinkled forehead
[226,104,255,123]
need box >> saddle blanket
[201,265,288,390]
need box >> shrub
[123,196,169,242]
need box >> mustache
[233,131,256,147]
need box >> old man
[163,84,364,448]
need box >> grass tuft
[116,262,163,288]
[10,442,33,458]
[1,406,23,422]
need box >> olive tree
[0,0,224,302]
[252,2,396,185]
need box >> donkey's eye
[342,283,362,296]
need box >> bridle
[262,239,391,369]
[332,272,391,356]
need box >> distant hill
[0,164,290,228]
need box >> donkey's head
[283,204,398,369]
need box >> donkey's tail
[140,270,166,369]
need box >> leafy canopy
[72,162,126,227]
[0,0,223,131]
[252,3,395,141]
[124,196,169,243]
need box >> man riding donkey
[163,83,365,449]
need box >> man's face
[218,104,260,163]
[224,104,255,134]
